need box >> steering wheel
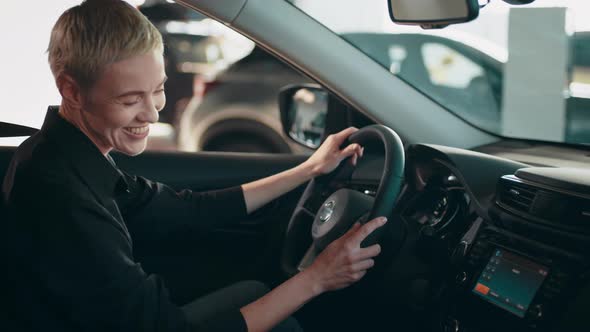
[281,125,406,276]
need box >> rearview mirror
[388,0,480,29]
[278,85,328,149]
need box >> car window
[422,43,484,89]
[291,0,590,145]
[0,0,313,154]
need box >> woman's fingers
[349,259,375,272]
[333,127,358,143]
[356,244,381,261]
[307,217,387,293]
[340,143,362,158]
[340,143,362,166]
[342,222,361,239]
[349,270,367,282]
[350,217,388,245]
[351,153,358,166]
[306,127,363,176]
[326,127,359,152]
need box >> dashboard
[350,143,590,332]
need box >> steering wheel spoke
[297,243,319,271]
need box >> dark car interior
[1,0,590,331]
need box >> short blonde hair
[48,0,163,90]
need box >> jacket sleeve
[116,172,248,238]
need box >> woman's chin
[115,142,147,157]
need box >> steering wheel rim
[281,125,405,276]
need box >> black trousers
[182,280,303,332]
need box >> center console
[447,225,585,332]
[440,168,590,332]
[471,247,548,319]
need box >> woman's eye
[122,99,140,106]
[155,88,165,94]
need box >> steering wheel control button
[319,200,335,222]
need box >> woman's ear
[56,73,84,109]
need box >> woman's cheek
[156,93,166,112]
[114,106,141,126]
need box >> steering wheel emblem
[319,200,335,222]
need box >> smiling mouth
[123,126,149,136]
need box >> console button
[456,271,468,285]
[529,304,543,319]
[443,317,460,332]
[474,283,490,295]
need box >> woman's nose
[140,97,161,123]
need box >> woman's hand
[239,218,386,332]
[304,127,364,176]
[303,217,387,293]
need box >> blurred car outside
[345,30,590,142]
[177,46,313,154]
[175,30,504,154]
[175,28,589,154]
[139,2,255,151]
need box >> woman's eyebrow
[116,90,143,98]
[115,77,168,98]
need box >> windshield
[290,0,590,145]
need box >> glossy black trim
[0,122,38,137]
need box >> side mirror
[279,84,328,149]
[388,0,480,29]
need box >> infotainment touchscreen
[472,248,549,318]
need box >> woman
[2,1,386,331]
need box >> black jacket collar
[41,106,128,199]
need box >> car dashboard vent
[496,174,590,233]
[497,179,539,213]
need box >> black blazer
[2,107,248,332]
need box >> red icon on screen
[475,283,490,295]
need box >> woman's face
[80,49,166,156]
